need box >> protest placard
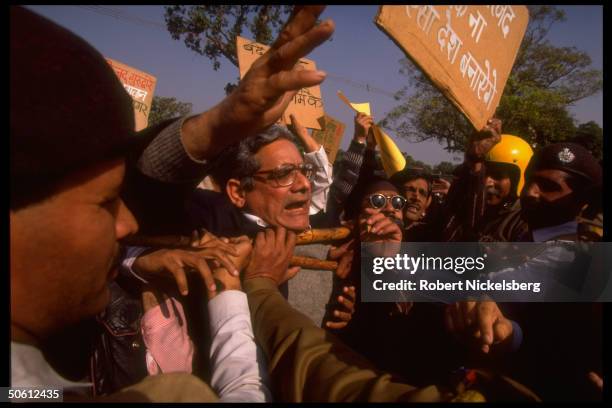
[106,58,157,131]
[376,5,529,130]
[236,36,324,130]
[311,114,346,164]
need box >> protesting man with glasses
[208,124,316,236]
[130,124,352,307]
[335,177,405,361]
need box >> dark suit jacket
[185,189,289,300]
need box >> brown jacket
[244,278,541,402]
[244,277,447,402]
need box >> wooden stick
[290,256,338,271]
[296,227,351,245]
[121,234,341,271]
[122,227,352,249]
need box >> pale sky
[25,5,603,165]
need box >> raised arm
[181,6,334,161]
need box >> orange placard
[311,114,346,164]
[376,5,529,130]
[106,57,157,131]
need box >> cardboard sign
[236,36,324,130]
[106,58,157,131]
[376,5,529,130]
[311,114,346,164]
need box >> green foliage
[333,149,456,179]
[404,154,432,172]
[381,6,602,154]
[433,161,457,176]
[164,5,293,70]
[149,96,193,127]
[570,121,603,160]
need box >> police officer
[520,142,602,241]
[500,142,603,401]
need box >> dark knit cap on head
[10,6,135,208]
[526,143,602,187]
[362,178,399,197]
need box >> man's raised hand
[183,6,334,159]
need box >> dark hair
[210,125,298,192]
[389,167,433,197]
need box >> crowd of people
[10,5,603,402]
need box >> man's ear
[227,179,247,208]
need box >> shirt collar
[243,212,269,228]
[242,212,312,231]
[531,220,578,242]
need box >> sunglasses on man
[368,193,407,210]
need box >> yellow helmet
[484,134,533,196]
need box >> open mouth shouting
[405,203,421,215]
[284,198,310,215]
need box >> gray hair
[210,125,298,191]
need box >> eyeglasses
[368,194,407,210]
[252,163,315,187]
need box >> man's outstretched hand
[183,6,335,160]
[445,301,514,354]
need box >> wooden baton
[122,227,352,248]
[296,227,351,245]
[289,256,338,271]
